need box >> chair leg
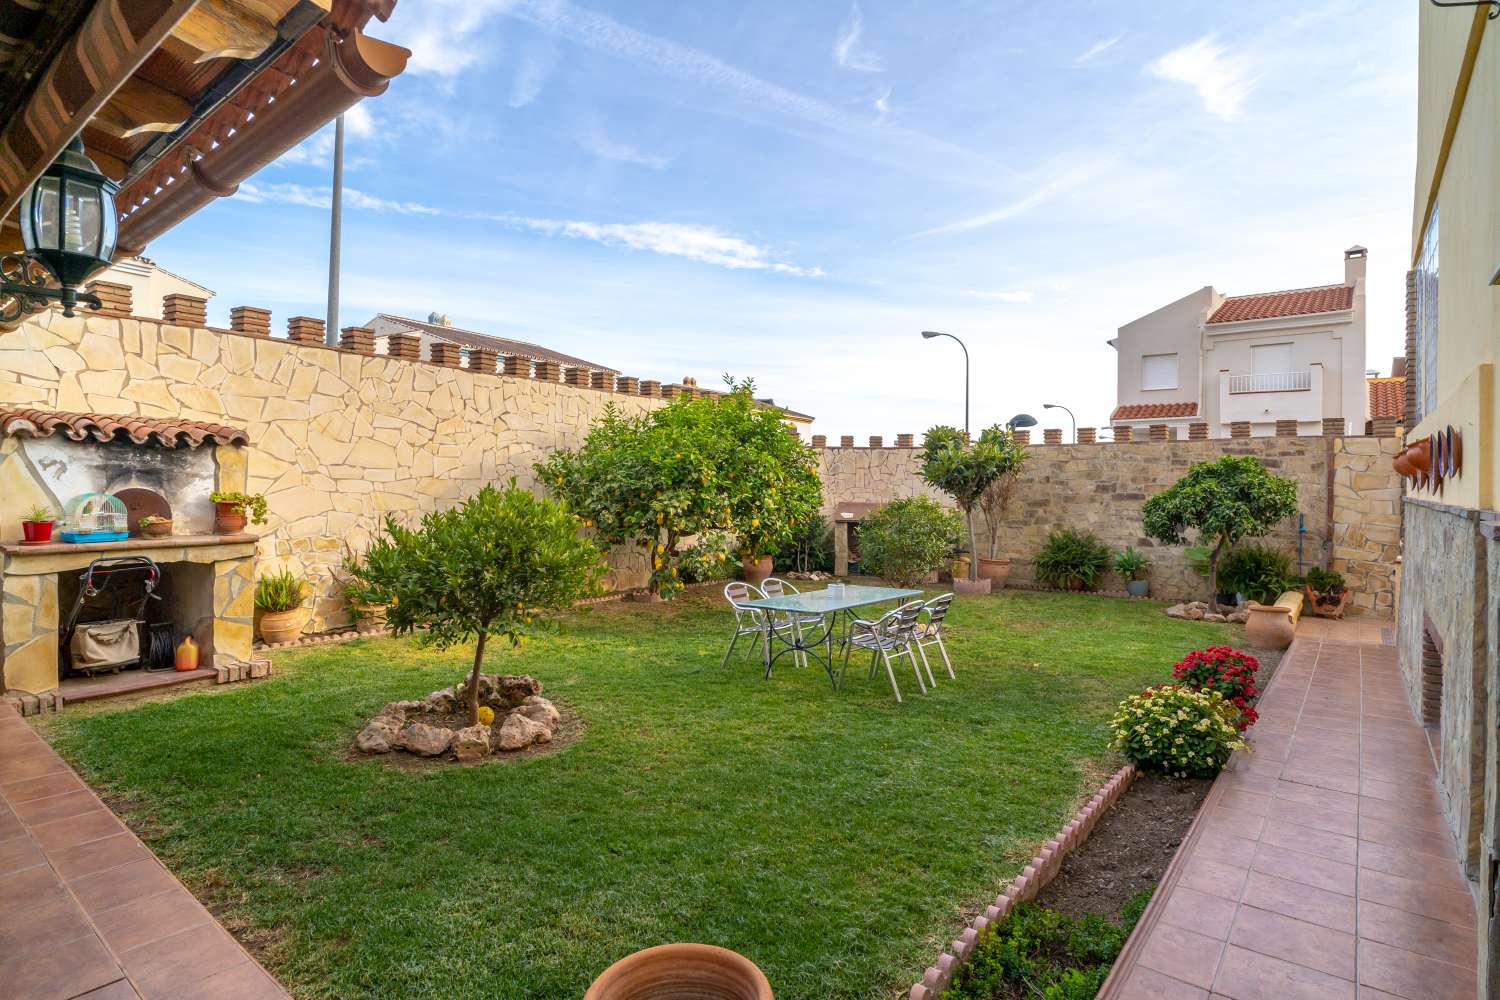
[936,634,955,679]
[720,631,740,670]
[904,646,927,694]
[916,641,937,688]
[879,647,902,703]
[867,647,879,680]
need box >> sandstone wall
[0,309,664,629]
[817,436,1404,614]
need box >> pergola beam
[166,0,285,64]
[91,78,195,140]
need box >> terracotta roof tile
[372,314,619,373]
[0,409,249,448]
[1110,402,1199,422]
[1368,377,1404,420]
[1207,284,1354,324]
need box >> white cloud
[1076,33,1123,65]
[912,166,1099,238]
[576,126,673,169]
[384,0,512,77]
[344,103,375,137]
[238,182,441,216]
[873,87,891,120]
[510,46,559,107]
[500,217,822,276]
[966,289,1033,303]
[834,2,882,72]
[1147,35,1256,119]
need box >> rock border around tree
[354,673,568,765]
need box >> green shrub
[1110,685,1246,778]
[1032,529,1113,590]
[1305,566,1345,594]
[679,530,737,583]
[254,568,308,613]
[774,514,833,574]
[1217,544,1296,604]
[858,497,962,588]
[1114,547,1149,580]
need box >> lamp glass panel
[63,178,102,255]
[23,176,61,252]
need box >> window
[1141,353,1178,391]
[1252,343,1294,374]
[1415,204,1439,421]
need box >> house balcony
[1218,366,1325,427]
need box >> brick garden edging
[907,763,1139,1000]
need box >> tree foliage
[858,497,963,588]
[920,424,1027,580]
[347,483,605,724]
[536,377,822,596]
[1141,455,1298,605]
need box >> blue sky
[148,0,1415,437]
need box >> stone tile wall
[0,310,662,631]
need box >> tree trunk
[965,507,979,582]
[467,629,488,727]
[1207,538,1229,608]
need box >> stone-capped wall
[0,310,663,630]
[818,436,1403,613]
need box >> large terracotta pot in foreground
[586,943,773,1000]
[741,555,773,586]
[258,608,310,645]
[1245,603,1296,650]
[976,556,1011,584]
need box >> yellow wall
[1411,6,1500,510]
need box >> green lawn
[37,589,1224,1000]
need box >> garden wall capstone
[817,435,1403,614]
[0,308,666,631]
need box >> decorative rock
[453,724,492,762]
[518,695,560,727]
[1203,613,1228,623]
[496,712,548,750]
[398,723,454,757]
[421,687,457,714]
[498,674,542,706]
[1227,609,1250,624]
[356,714,404,753]
[382,699,421,717]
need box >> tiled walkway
[1105,617,1478,1000]
[0,703,289,1000]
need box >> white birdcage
[59,492,129,543]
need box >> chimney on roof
[427,312,453,327]
[1391,356,1406,378]
[1344,245,1367,286]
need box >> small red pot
[21,520,54,543]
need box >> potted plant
[1032,528,1113,591]
[920,424,1025,595]
[1304,566,1349,619]
[1217,544,1296,606]
[1115,547,1150,597]
[20,504,55,544]
[254,568,311,644]
[210,490,267,534]
[137,514,173,539]
[586,943,772,1000]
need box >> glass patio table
[739,584,923,690]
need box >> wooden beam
[91,78,194,139]
[84,147,129,181]
[167,0,279,63]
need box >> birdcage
[59,492,129,543]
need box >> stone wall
[817,435,1404,613]
[0,309,664,630]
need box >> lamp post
[1,137,118,322]
[1007,413,1037,432]
[1043,403,1076,443]
[921,330,969,437]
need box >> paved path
[1104,617,1478,1000]
[0,703,289,1000]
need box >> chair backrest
[880,600,925,641]
[724,582,766,625]
[922,594,955,630]
[763,576,801,595]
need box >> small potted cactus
[21,504,55,544]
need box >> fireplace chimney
[1344,245,1367,286]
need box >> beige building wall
[1111,286,1214,429]
[93,257,214,322]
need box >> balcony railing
[1226,370,1311,394]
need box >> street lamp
[1043,403,1076,443]
[921,330,969,436]
[1007,413,1037,432]
[2,137,118,322]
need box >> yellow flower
[750,518,760,528]
[525,616,533,625]
[477,706,495,726]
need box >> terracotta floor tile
[0,889,95,952]
[1357,841,1471,893]
[70,858,183,914]
[1358,816,1457,860]
[1250,842,1356,896]
[152,959,290,1000]
[1272,780,1358,814]
[1357,899,1477,969]
[76,981,144,999]
[1138,924,1226,990]
[1220,790,1272,816]
[1279,766,1360,796]
[1357,868,1476,928]
[122,924,256,997]
[1203,805,1267,841]
[0,751,70,784]
[1357,938,1475,1000]
[1196,827,1262,861]
[1211,943,1354,1000]
[1227,905,1356,979]
[1114,966,1210,1000]
[1358,794,1449,834]
[0,828,46,874]
[12,788,104,826]
[0,769,88,804]
[1239,869,1355,933]
[1266,798,1358,836]
[30,806,127,851]
[0,930,122,1000]
[93,888,213,954]
[1359,776,1443,809]
[1160,886,1239,940]
[0,863,68,919]
[48,831,152,880]
[1178,855,1250,901]
[1260,819,1357,865]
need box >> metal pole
[324,113,344,346]
[1045,403,1077,443]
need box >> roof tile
[1110,402,1199,422]
[372,314,618,373]
[1208,284,1354,324]
[0,409,249,448]
[1368,377,1404,420]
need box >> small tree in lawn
[973,425,1028,561]
[919,425,1021,582]
[348,483,604,726]
[1141,455,1298,607]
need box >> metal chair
[842,600,926,703]
[913,593,956,686]
[721,582,774,669]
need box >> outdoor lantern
[5,136,118,317]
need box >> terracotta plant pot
[258,608,309,645]
[214,501,247,534]
[1245,603,1296,649]
[741,555,773,586]
[21,520,53,543]
[976,556,1011,583]
[140,519,172,538]
[585,943,773,1000]
[1305,585,1350,620]
[1392,450,1416,477]
[952,576,992,595]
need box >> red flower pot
[21,520,53,543]
[214,501,247,534]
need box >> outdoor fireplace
[0,409,256,695]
